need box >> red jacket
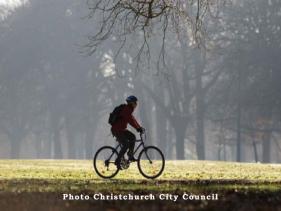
[111,104,141,135]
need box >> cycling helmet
[126,95,138,103]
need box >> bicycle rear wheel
[137,146,165,179]
[93,146,119,179]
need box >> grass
[0,159,281,194]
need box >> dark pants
[115,130,136,162]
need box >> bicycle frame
[117,132,145,155]
[107,132,146,162]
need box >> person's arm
[128,114,141,130]
[123,106,141,130]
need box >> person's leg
[123,130,136,160]
[115,132,129,168]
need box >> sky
[0,0,28,20]
[0,0,27,6]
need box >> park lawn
[0,159,280,193]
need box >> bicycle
[93,130,165,179]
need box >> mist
[0,0,280,163]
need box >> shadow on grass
[1,178,281,210]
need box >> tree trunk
[196,116,205,160]
[195,89,205,160]
[174,119,187,160]
[223,138,226,161]
[67,127,76,159]
[10,135,21,158]
[252,140,258,162]
[45,132,52,158]
[217,135,222,160]
[175,128,185,159]
[52,116,62,159]
[85,120,98,159]
[53,127,62,159]
[260,108,273,163]
[195,49,205,160]
[217,147,221,161]
[262,132,271,163]
[65,116,76,159]
[139,90,153,146]
[8,127,25,159]
[156,108,167,154]
[35,132,42,158]
[236,67,242,162]
[166,121,173,159]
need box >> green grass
[0,160,281,193]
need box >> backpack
[108,104,126,125]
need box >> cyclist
[111,95,144,169]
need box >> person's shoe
[114,160,121,170]
[128,157,138,162]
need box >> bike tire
[137,146,165,179]
[93,146,119,179]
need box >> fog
[0,0,281,163]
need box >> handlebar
[138,127,145,134]
[139,128,146,140]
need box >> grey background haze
[0,0,281,163]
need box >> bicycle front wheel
[137,146,165,179]
[93,146,119,179]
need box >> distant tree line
[0,0,280,163]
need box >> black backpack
[108,104,126,125]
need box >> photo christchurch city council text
[62,193,219,202]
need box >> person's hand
[137,127,145,134]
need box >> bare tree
[85,0,226,71]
